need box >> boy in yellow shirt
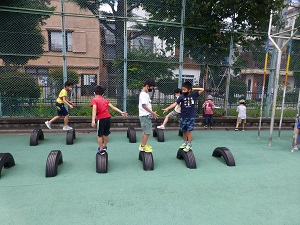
[45,81,74,130]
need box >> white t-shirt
[237,105,246,119]
[139,91,152,116]
[174,96,181,113]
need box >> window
[132,36,153,50]
[81,74,97,96]
[26,68,48,86]
[48,31,72,52]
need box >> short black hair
[143,78,156,87]
[65,81,73,87]
[174,88,182,94]
[182,81,192,90]
[94,85,105,95]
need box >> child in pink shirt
[202,95,215,129]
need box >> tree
[48,69,80,97]
[0,0,55,70]
[290,15,300,89]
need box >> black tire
[176,148,184,160]
[153,128,157,137]
[156,129,164,142]
[138,151,143,161]
[128,127,136,143]
[178,130,183,137]
[30,129,43,146]
[0,153,15,178]
[96,152,108,173]
[66,130,74,145]
[127,127,130,138]
[212,147,236,166]
[140,152,154,171]
[45,150,63,177]
[183,150,197,169]
[73,129,76,139]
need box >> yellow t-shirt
[56,89,68,104]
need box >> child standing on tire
[45,81,74,130]
[163,82,204,152]
[157,88,182,129]
[293,121,300,151]
[91,85,127,155]
[235,99,247,131]
[202,95,215,129]
[139,79,159,153]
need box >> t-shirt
[56,89,68,104]
[90,97,111,120]
[176,92,200,118]
[203,100,215,115]
[174,96,181,113]
[297,121,300,129]
[236,105,247,119]
[139,91,152,116]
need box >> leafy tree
[48,69,80,97]
[0,0,54,70]
[290,15,300,88]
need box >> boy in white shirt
[139,79,159,152]
[157,88,182,129]
[235,99,247,131]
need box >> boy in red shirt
[202,95,215,129]
[91,85,127,155]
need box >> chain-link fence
[0,0,299,118]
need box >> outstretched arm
[108,103,128,117]
[162,102,178,113]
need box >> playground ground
[0,129,299,225]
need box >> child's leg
[141,132,150,146]
[63,114,69,126]
[162,114,170,127]
[242,120,245,130]
[49,116,61,124]
[97,136,104,151]
[235,119,240,128]
[209,115,213,127]
[205,115,209,126]
[186,131,193,143]
[103,136,109,147]
[183,131,187,142]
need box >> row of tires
[127,127,166,143]
[30,129,76,146]
[0,147,235,178]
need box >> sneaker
[45,121,52,129]
[183,144,192,152]
[157,125,165,129]
[242,129,245,131]
[204,125,208,129]
[293,145,299,151]
[179,142,187,149]
[139,144,153,152]
[63,125,73,130]
[210,126,212,129]
[96,147,100,153]
[99,150,106,155]
[235,128,238,131]
[103,146,107,151]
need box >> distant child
[163,82,204,152]
[157,88,182,129]
[235,99,247,131]
[293,121,300,151]
[139,79,159,152]
[202,95,215,129]
[91,85,127,155]
[45,81,74,130]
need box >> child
[157,88,182,129]
[293,121,300,151]
[91,85,127,155]
[139,79,159,152]
[202,95,215,129]
[163,82,204,152]
[235,99,247,131]
[45,81,74,130]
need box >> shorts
[168,110,180,118]
[97,118,111,137]
[180,118,195,132]
[139,115,152,135]
[55,103,68,116]
[297,134,300,144]
[237,117,246,124]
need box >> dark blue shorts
[180,118,195,132]
[297,134,300,144]
[55,103,68,116]
[97,118,111,137]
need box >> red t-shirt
[90,97,111,120]
[202,100,215,115]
